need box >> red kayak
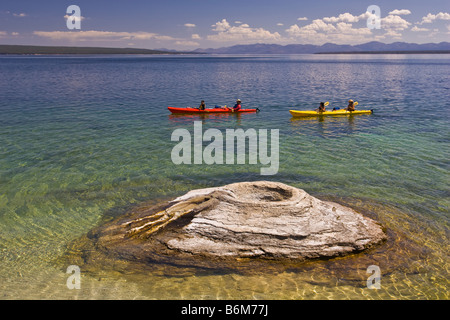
[168,107,259,114]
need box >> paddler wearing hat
[232,99,242,112]
[345,99,356,111]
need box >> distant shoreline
[0,44,193,55]
[1,44,450,55]
[315,50,450,54]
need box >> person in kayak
[232,99,242,112]
[199,100,206,110]
[316,102,326,112]
[345,99,356,111]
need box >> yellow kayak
[289,109,373,117]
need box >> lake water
[0,54,448,299]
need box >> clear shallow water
[0,54,448,299]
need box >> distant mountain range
[1,42,449,55]
[192,41,450,54]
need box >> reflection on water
[168,111,265,128]
[289,114,373,138]
[169,112,244,125]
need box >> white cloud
[184,23,196,28]
[64,14,85,22]
[13,13,27,17]
[277,23,284,26]
[418,12,450,24]
[285,24,306,36]
[33,30,175,42]
[286,17,372,44]
[285,9,415,44]
[388,9,411,16]
[208,19,282,43]
[299,19,337,33]
[383,30,402,39]
[191,34,201,39]
[336,22,372,35]
[323,12,364,23]
[411,26,429,32]
[211,19,231,32]
[371,14,411,40]
[297,17,308,21]
[381,14,411,31]
[0,31,19,38]
[175,40,199,47]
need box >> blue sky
[1,0,449,49]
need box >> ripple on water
[51,193,447,300]
[0,55,448,299]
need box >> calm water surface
[0,54,448,299]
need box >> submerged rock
[84,181,386,271]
